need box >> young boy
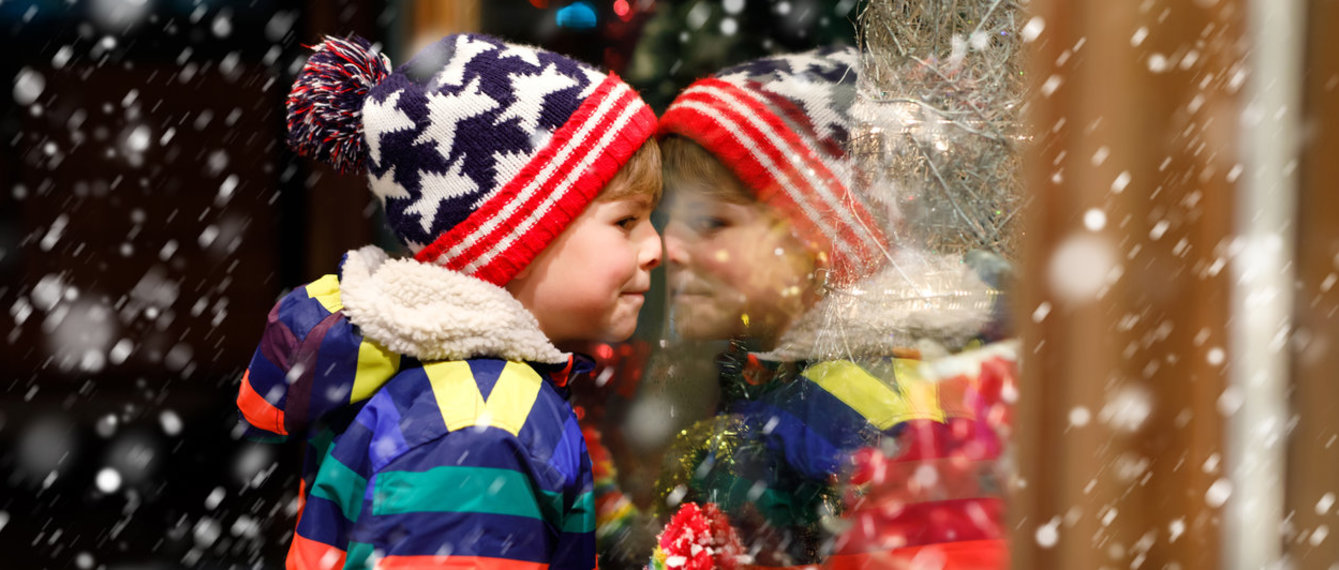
[652,48,1016,567]
[236,34,661,568]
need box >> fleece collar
[758,250,999,362]
[337,246,568,364]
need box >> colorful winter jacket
[236,246,596,569]
[658,252,1015,569]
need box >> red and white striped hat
[657,47,887,284]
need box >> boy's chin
[549,310,642,348]
[590,322,639,345]
[555,330,633,354]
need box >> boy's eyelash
[694,216,728,232]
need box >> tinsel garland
[852,0,1027,259]
[653,415,749,520]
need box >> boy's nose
[663,226,689,267]
[639,223,663,270]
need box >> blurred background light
[556,1,597,30]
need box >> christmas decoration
[651,355,844,565]
[653,414,748,519]
[648,502,746,570]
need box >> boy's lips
[623,278,652,297]
[669,280,710,298]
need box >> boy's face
[505,193,662,346]
[663,187,820,345]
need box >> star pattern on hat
[475,147,530,207]
[576,65,605,99]
[431,35,499,89]
[776,51,844,76]
[717,57,791,83]
[408,156,479,233]
[719,47,855,85]
[415,76,501,163]
[826,47,860,70]
[364,90,416,167]
[498,43,542,68]
[370,165,412,202]
[763,73,846,143]
[494,63,580,134]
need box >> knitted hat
[657,47,887,284]
[287,34,657,286]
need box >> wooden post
[1012,1,1244,567]
[1285,0,1339,566]
[403,0,481,56]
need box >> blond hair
[598,138,663,204]
[660,135,755,205]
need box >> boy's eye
[617,216,640,230]
[691,216,728,234]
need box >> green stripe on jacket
[309,449,369,523]
[374,465,566,523]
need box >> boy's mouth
[669,276,712,298]
[670,283,715,298]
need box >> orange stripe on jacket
[287,533,346,570]
[237,369,287,436]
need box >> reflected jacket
[236,246,596,569]
[659,252,1016,569]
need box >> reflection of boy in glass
[653,48,1015,568]
[662,136,823,349]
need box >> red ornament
[656,502,744,570]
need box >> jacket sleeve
[347,425,592,569]
[236,274,400,442]
[236,276,344,442]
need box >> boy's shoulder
[245,248,575,446]
[268,273,347,336]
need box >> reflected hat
[657,47,887,283]
[286,34,656,285]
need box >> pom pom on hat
[286,35,392,174]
